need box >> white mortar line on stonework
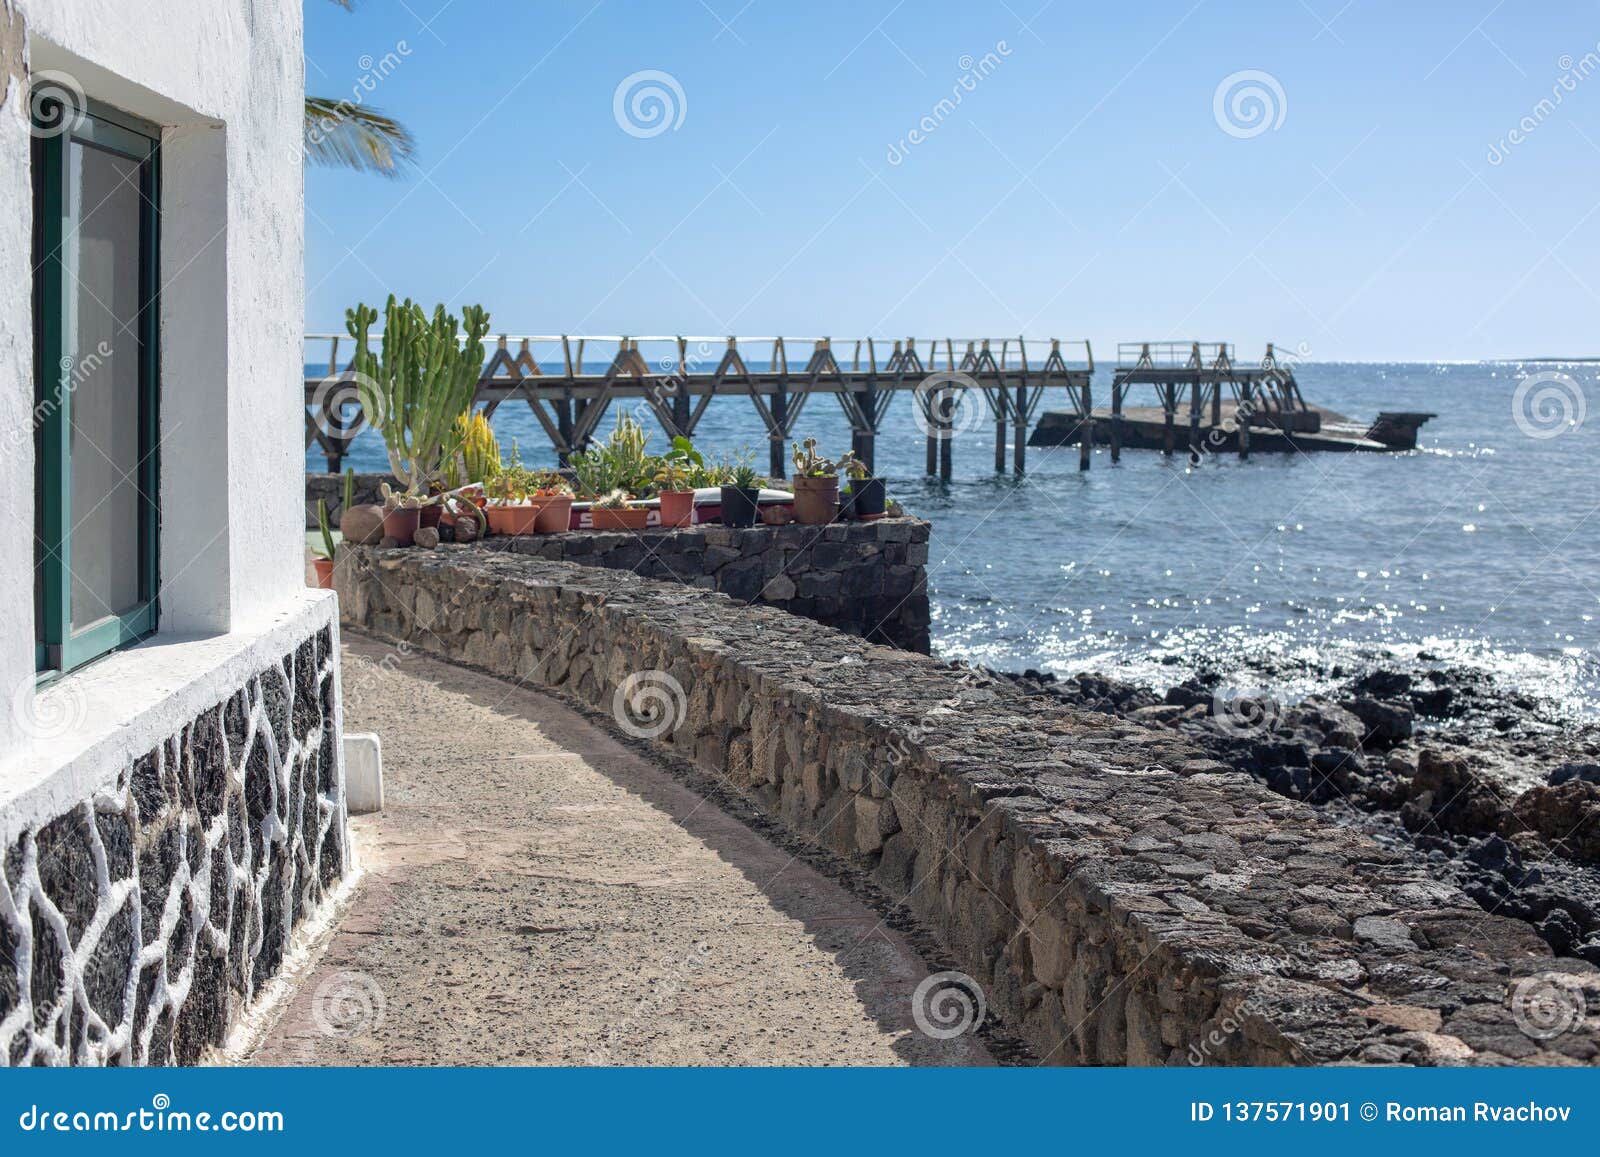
[215,851,367,1065]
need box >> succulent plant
[837,450,871,480]
[457,409,501,484]
[313,499,337,561]
[791,437,843,477]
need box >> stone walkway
[243,635,993,1066]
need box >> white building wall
[0,2,348,1065]
[0,0,309,759]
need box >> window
[32,101,161,676]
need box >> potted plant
[530,471,575,533]
[483,465,540,535]
[589,488,648,530]
[312,498,337,588]
[570,412,658,502]
[652,456,696,528]
[719,458,764,528]
[840,453,886,520]
[790,437,841,525]
[458,410,501,485]
[379,483,424,546]
[346,294,491,523]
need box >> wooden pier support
[1110,380,1123,463]
[769,387,787,479]
[939,383,953,482]
[1079,379,1093,471]
[1188,379,1202,463]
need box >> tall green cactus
[346,295,491,495]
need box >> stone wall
[305,471,394,528]
[306,474,930,653]
[492,519,930,653]
[0,626,348,1066]
[336,546,1599,1066]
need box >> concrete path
[244,635,994,1066]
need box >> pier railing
[1115,341,1235,369]
[1107,341,1311,463]
[305,333,1094,479]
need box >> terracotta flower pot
[590,506,649,530]
[419,503,443,529]
[657,490,695,528]
[791,474,839,525]
[382,506,421,546]
[534,495,573,532]
[486,503,541,536]
[312,557,335,589]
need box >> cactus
[342,466,355,512]
[314,499,337,561]
[457,410,501,484]
[346,295,491,496]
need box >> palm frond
[303,96,416,176]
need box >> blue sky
[304,1,1600,361]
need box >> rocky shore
[992,661,1600,967]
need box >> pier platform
[1030,401,1435,456]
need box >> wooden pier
[1029,341,1432,462]
[304,334,1093,479]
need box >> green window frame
[32,100,162,677]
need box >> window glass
[67,140,144,631]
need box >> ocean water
[308,360,1599,714]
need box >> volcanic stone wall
[337,546,1599,1066]
[305,471,393,528]
[0,626,348,1066]
[493,518,931,653]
